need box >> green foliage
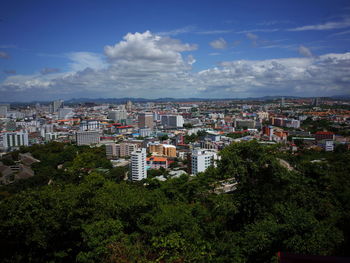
[158,134,169,141]
[183,123,193,129]
[184,130,207,144]
[0,141,350,262]
[77,219,123,263]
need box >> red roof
[315,131,334,135]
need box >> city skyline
[1,0,350,101]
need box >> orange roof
[147,157,167,162]
[57,118,80,122]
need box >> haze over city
[1,0,350,101]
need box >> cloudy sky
[0,0,350,101]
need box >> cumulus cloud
[298,45,313,57]
[41,67,60,75]
[1,31,350,100]
[0,31,198,100]
[210,38,228,49]
[0,51,10,59]
[104,31,197,74]
[196,53,350,97]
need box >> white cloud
[196,53,350,97]
[237,28,279,33]
[298,45,313,57]
[209,38,228,49]
[1,31,350,100]
[157,26,195,36]
[104,31,197,73]
[196,30,232,35]
[67,52,107,71]
[289,17,350,31]
[330,29,350,37]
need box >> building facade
[76,131,100,146]
[108,110,127,122]
[1,132,29,150]
[130,148,147,181]
[80,120,100,131]
[138,112,154,129]
[191,149,218,174]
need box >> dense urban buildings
[0,97,349,176]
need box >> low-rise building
[146,156,168,169]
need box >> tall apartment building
[138,112,154,129]
[130,148,147,181]
[106,142,140,159]
[0,105,9,118]
[76,131,100,146]
[1,132,29,150]
[106,143,118,159]
[117,143,139,157]
[51,100,64,113]
[108,110,127,122]
[126,100,133,111]
[40,124,54,137]
[191,149,218,175]
[161,115,184,128]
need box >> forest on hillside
[0,141,349,262]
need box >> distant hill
[2,94,350,104]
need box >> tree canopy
[0,141,349,262]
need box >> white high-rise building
[130,148,147,181]
[51,100,64,113]
[40,124,54,138]
[108,110,127,122]
[191,149,218,175]
[1,132,29,150]
[161,115,184,128]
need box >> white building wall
[130,148,147,181]
[191,149,218,174]
[2,132,29,149]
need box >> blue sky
[1,0,350,101]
